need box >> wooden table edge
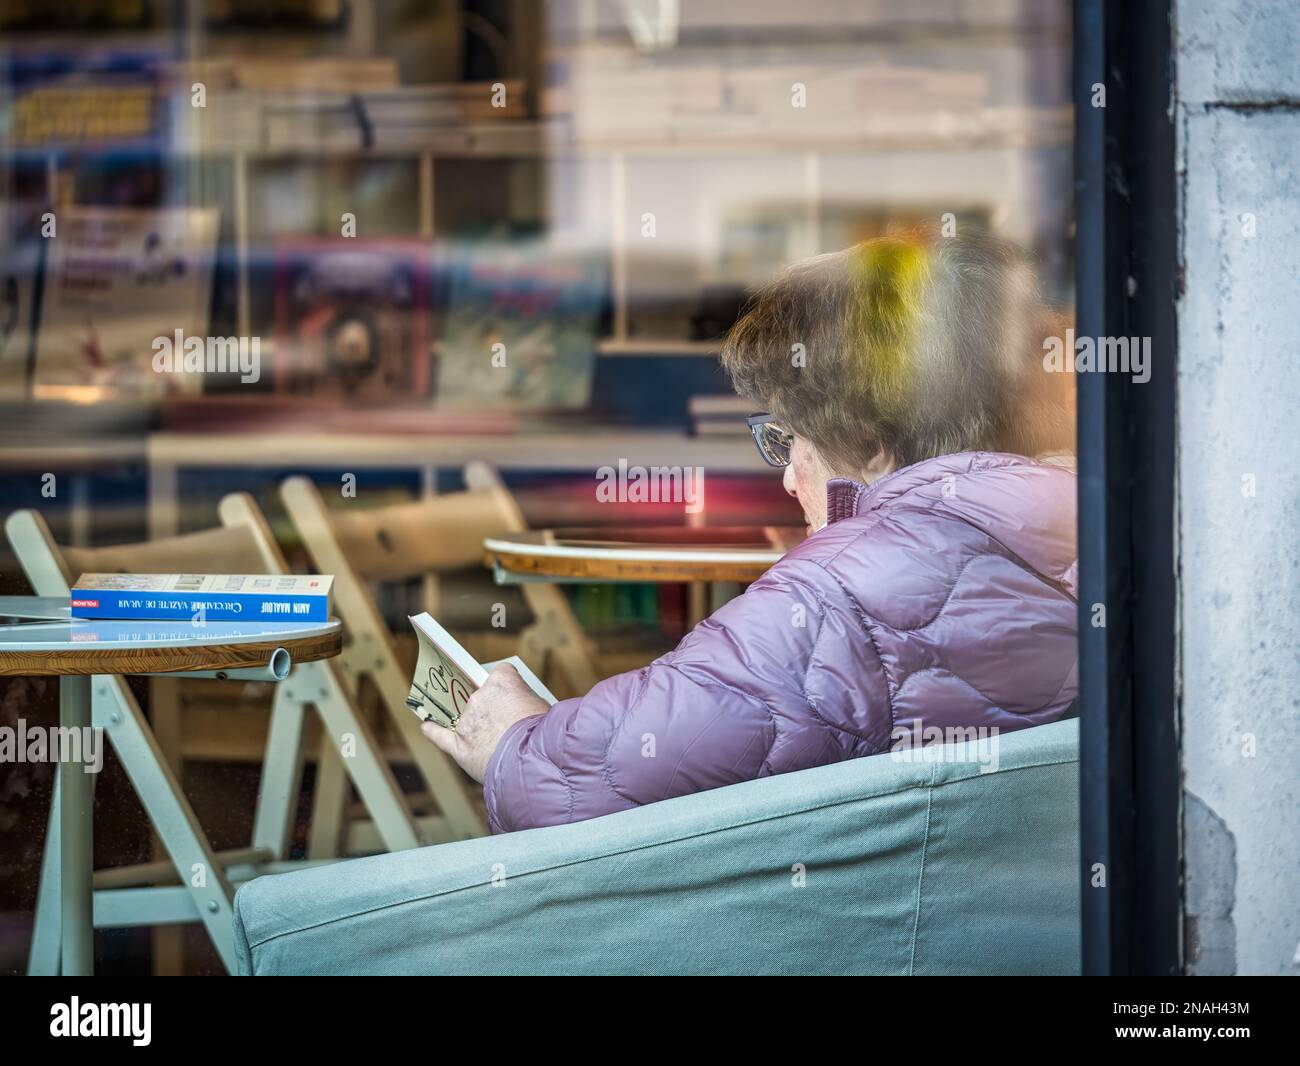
[0,627,342,677]
[484,547,776,584]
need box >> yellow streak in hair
[850,238,931,417]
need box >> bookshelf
[167,88,1070,347]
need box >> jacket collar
[824,477,869,525]
[824,462,930,525]
[823,451,1072,527]
[823,452,986,526]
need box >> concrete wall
[1176,0,1300,976]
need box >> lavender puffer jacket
[484,451,1079,834]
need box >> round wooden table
[484,525,803,585]
[0,611,342,976]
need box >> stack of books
[69,574,334,623]
[198,80,529,152]
[175,57,401,93]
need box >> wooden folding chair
[463,462,603,696]
[7,493,425,975]
[280,461,601,855]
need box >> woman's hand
[420,663,549,783]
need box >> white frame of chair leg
[290,658,421,853]
[219,492,427,855]
[280,475,488,851]
[91,676,240,972]
[27,752,64,975]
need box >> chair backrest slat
[326,490,516,582]
[283,465,601,697]
[61,524,271,580]
[6,504,283,603]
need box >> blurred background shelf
[0,0,1076,630]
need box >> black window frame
[1074,0,1181,976]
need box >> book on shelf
[434,238,606,412]
[5,50,166,150]
[273,237,432,401]
[175,57,400,93]
[363,81,528,125]
[33,207,219,400]
[223,80,529,151]
[688,394,751,436]
[406,611,555,728]
[550,46,993,145]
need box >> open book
[406,612,556,728]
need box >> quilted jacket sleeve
[483,557,869,833]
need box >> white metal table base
[59,675,93,976]
[27,659,425,975]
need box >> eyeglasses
[747,412,794,468]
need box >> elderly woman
[424,228,1079,834]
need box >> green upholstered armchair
[234,719,1080,975]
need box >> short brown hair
[721,227,1073,474]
